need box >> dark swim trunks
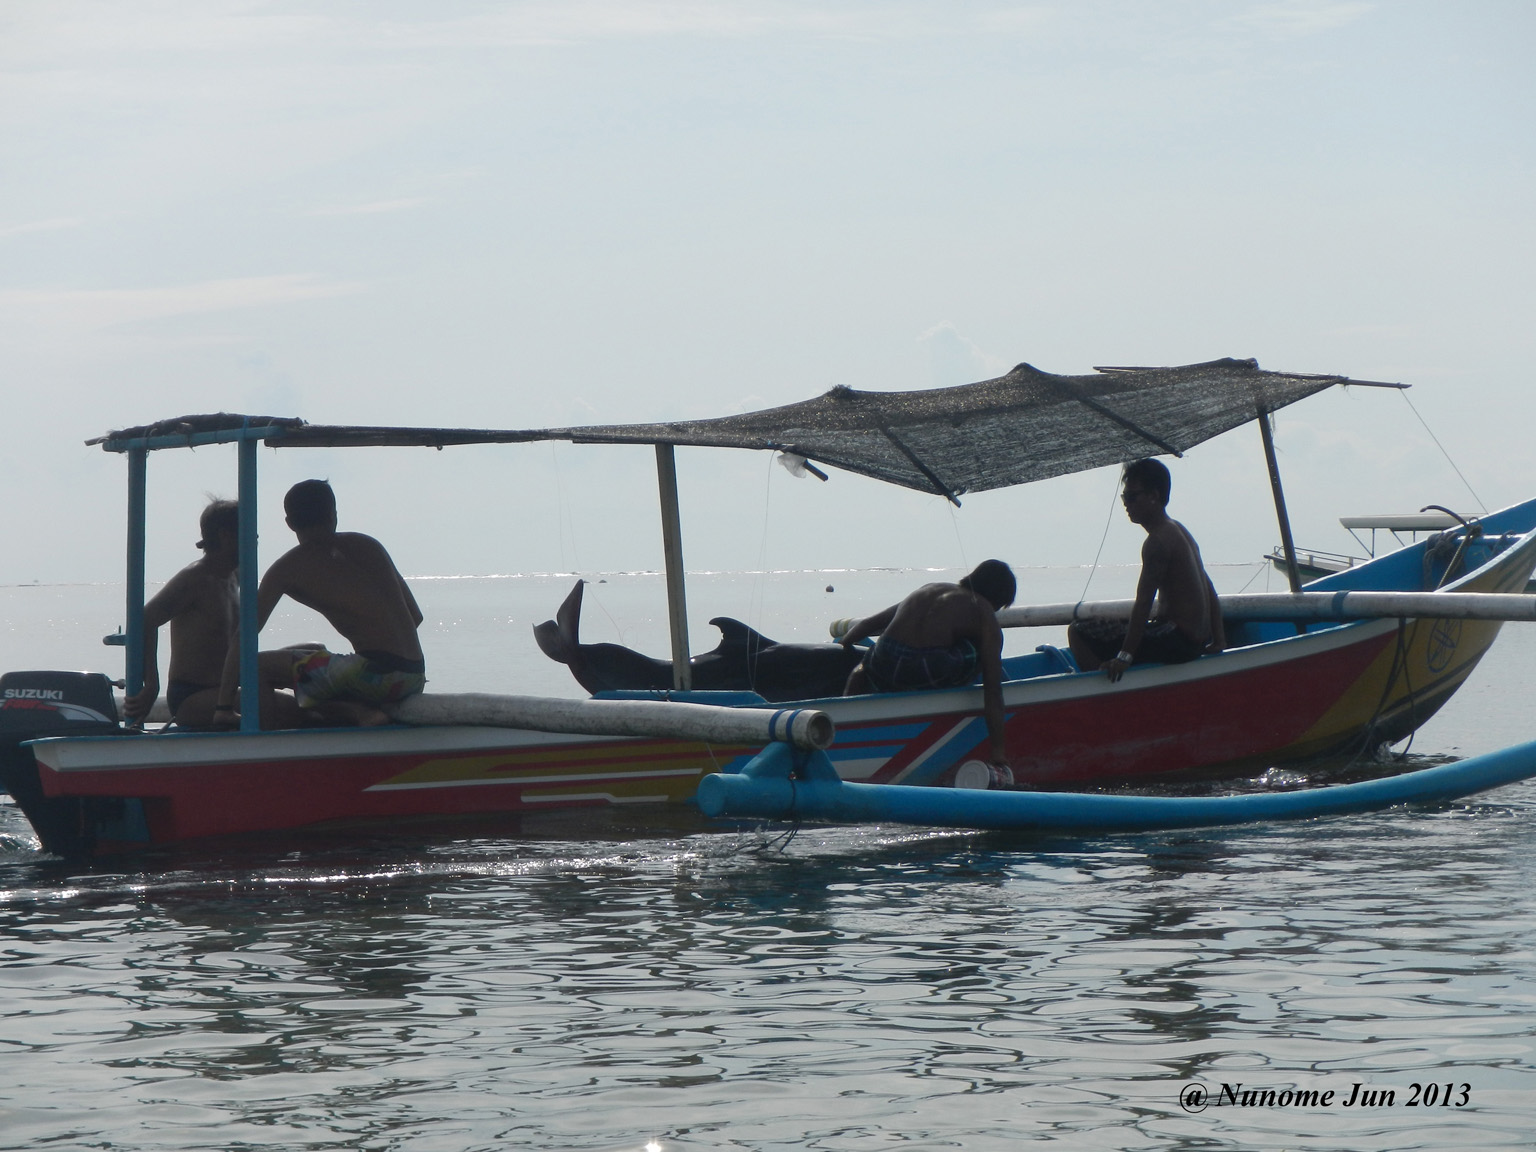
[166,679,216,717]
[292,648,427,709]
[1073,618,1206,666]
[863,635,979,693]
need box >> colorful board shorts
[1072,618,1206,666]
[863,636,979,693]
[292,648,426,709]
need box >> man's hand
[1101,655,1131,683]
[211,705,240,730]
[123,683,157,723]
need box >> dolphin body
[534,581,865,703]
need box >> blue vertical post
[124,447,148,698]
[237,434,261,732]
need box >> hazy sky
[3,1,1533,594]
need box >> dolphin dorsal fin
[707,617,778,656]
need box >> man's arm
[396,567,424,627]
[213,567,286,723]
[1105,535,1169,682]
[839,604,898,649]
[1204,572,1226,653]
[124,572,197,721]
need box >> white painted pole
[390,692,834,750]
[655,444,692,691]
[987,591,1536,628]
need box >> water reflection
[2,785,1535,1150]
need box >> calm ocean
[3,568,1534,1151]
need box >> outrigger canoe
[4,357,1536,857]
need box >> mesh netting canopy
[100,359,1381,500]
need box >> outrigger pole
[1258,406,1303,595]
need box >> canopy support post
[655,444,692,691]
[124,447,147,699]
[1259,408,1302,595]
[236,435,262,732]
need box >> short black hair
[960,558,1017,610]
[197,499,238,550]
[1123,458,1171,504]
[284,479,336,529]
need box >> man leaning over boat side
[838,559,1016,781]
[213,479,426,729]
[1068,457,1224,683]
[123,499,241,729]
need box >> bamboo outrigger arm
[991,591,1536,629]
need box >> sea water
[2,568,1534,1151]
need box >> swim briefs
[862,635,979,693]
[166,679,216,717]
[1072,618,1206,666]
[292,648,427,709]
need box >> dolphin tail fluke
[533,580,587,665]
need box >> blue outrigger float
[700,729,1536,832]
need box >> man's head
[284,479,337,533]
[960,558,1017,611]
[1121,458,1171,523]
[196,499,239,558]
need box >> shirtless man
[1068,458,1224,683]
[123,499,239,729]
[214,479,425,728]
[840,559,1016,776]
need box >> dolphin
[534,581,865,703]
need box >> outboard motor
[0,670,120,735]
[0,670,124,857]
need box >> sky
[2,1,1534,596]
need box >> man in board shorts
[1068,458,1224,681]
[214,480,425,728]
[839,559,1017,780]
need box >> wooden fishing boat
[4,357,1535,856]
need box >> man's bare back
[266,532,423,660]
[881,582,992,648]
[1140,517,1216,645]
[840,560,1017,772]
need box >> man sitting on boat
[1068,458,1224,682]
[123,499,240,729]
[838,559,1016,777]
[213,479,426,728]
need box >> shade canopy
[96,358,1398,501]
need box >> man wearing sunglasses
[1068,458,1224,683]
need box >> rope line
[1078,472,1123,605]
[1400,390,1486,512]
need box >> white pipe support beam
[990,591,1536,629]
[389,692,836,751]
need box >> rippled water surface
[3,578,1536,1150]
